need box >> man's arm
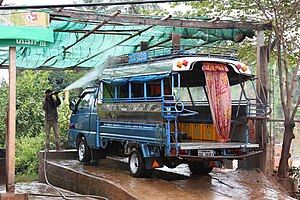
[55,95,61,106]
[42,99,47,110]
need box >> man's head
[45,89,52,96]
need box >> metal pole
[6,46,16,193]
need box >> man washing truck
[43,89,62,151]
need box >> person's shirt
[42,96,61,121]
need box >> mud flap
[91,149,106,160]
[145,157,163,170]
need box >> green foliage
[16,71,50,138]
[288,166,300,180]
[15,174,38,183]
[58,101,72,149]
[48,70,87,101]
[0,69,86,175]
[82,0,165,15]
[15,134,44,175]
[0,80,8,148]
[48,70,87,91]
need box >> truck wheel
[188,161,213,175]
[77,136,91,163]
[129,148,153,178]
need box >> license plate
[198,150,214,157]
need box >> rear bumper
[177,142,259,150]
[168,150,263,160]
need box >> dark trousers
[45,120,61,150]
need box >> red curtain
[202,63,231,142]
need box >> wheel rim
[78,142,85,161]
[130,153,139,174]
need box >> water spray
[63,56,118,92]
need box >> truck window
[103,83,114,99]
[180,86,207,102]
[146,78,172,97]
[77,93,94,109]
[230,84,246,102]
[147,80,161,97]
[119,84,129,98]
[131,82,144,98]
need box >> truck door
[89,91,98,133]
[74,91,96,131]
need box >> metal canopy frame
[50,9,272,31]
[0,9,272,70]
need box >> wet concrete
[0,149,293,199]
[40,151,294,200]
[0,182,100,199]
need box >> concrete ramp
[39,150,293,200]
[39,150,136,200]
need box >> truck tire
[77,136,91,163]
[129,148,153,178]
[188,161,213,175]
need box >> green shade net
[0,26,53,43]
[0,12,255,69]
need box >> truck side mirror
[69,101,76,111]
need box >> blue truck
[68,47,269,177]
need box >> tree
[82,0,164,15]
[268,1,300,178]
[174,0,300,179]
[47,70,87,101]
[0,70,88,173]
[16,71,50,138]
[0,79,8,147]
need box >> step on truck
[68,46,270,178]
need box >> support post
[239,31,269,172]
[258,45,270,174]
[171,33,181,54]
[6,46,16,193]
[256,31,270,174]
[140,41,148,51]
[1,46,28,200]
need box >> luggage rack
[107,45,239,66]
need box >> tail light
[182,60,188,66]
[177,61,183,68]
[241,66,248,72]
[179,149,188,155]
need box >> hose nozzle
[51,90,62,95]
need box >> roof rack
[108,45,238,66]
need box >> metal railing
[109,45,239,65]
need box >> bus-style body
[68,47,269,177]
